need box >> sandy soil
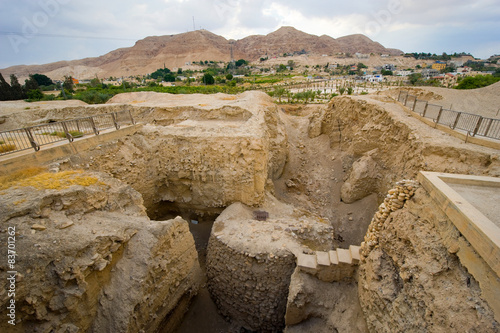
[0,99,88,116]
[384,81,500,118]
[273,104,378,246]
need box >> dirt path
[273,105,378,246]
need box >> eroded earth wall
[309,96,500,204]
[358,186,499,332]
[0,170,202,333]
[38,92,289,218]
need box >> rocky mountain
[1,26,402,79]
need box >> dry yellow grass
[0,143,17,153]
[0,167,102,190]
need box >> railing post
[61,121,74,143]
[24,127,40,151]
[472,117,483,137]
[89,117,100,135]
[128,110,135,125]
[412,98,418,111]
[435,107,443,127]
[422,102,428,117]
[452,112,461,129]
[397,90,402,102]
[111,113,120,130]
[404,93,409,106]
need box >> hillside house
[396,70,412,76]
[432,61,447,71]
[421,68,440,78]
[363,74,383,82]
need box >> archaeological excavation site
[1,89,499,333]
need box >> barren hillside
[1,27,402,80]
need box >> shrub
[75,90,113,104]
[26,89,44,101]
[455,75,500,89]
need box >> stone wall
[205,196,335,331]
[207,236,296,331]
[358,184,499,332]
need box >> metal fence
[398,90,500,141]
[0,110,134,156]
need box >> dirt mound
[387,83,500,118]
[0,99,88,117]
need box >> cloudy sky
[1,0,499,68]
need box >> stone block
[316,251,331,266]
[337,248,352,264]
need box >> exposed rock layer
[0,170,202,333]
[358,187,499,332]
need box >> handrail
[397,90,500,141]
[0,110,134,156]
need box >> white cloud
[0,0,499,68]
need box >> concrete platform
[418,171,500,277]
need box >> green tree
[24,75,42,98]
[151,68,171,79]
[90,77,101,88]
[272,87,286,103]
[10,74,25,100]
[164,73,176,82]
[202,73,215,85]
[24,75,40,91]
[0,73,12,101]
[63,76,74,92]
[409,73,421,85]
[235,59,248,68]
[32,73,53,86]
[226,73,233,80]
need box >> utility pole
[192,16,195,31]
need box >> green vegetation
[235,59,248,68]
[32,74,53,86]
[151,67,176,82]
[202,73,215,85]
[455,75,500,89]
[75,90,113,104]
[44,131,84,138]
[406,52,471,60]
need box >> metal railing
[0,110,134,156]
[398,90,500,141]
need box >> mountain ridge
[1,26,403,79]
